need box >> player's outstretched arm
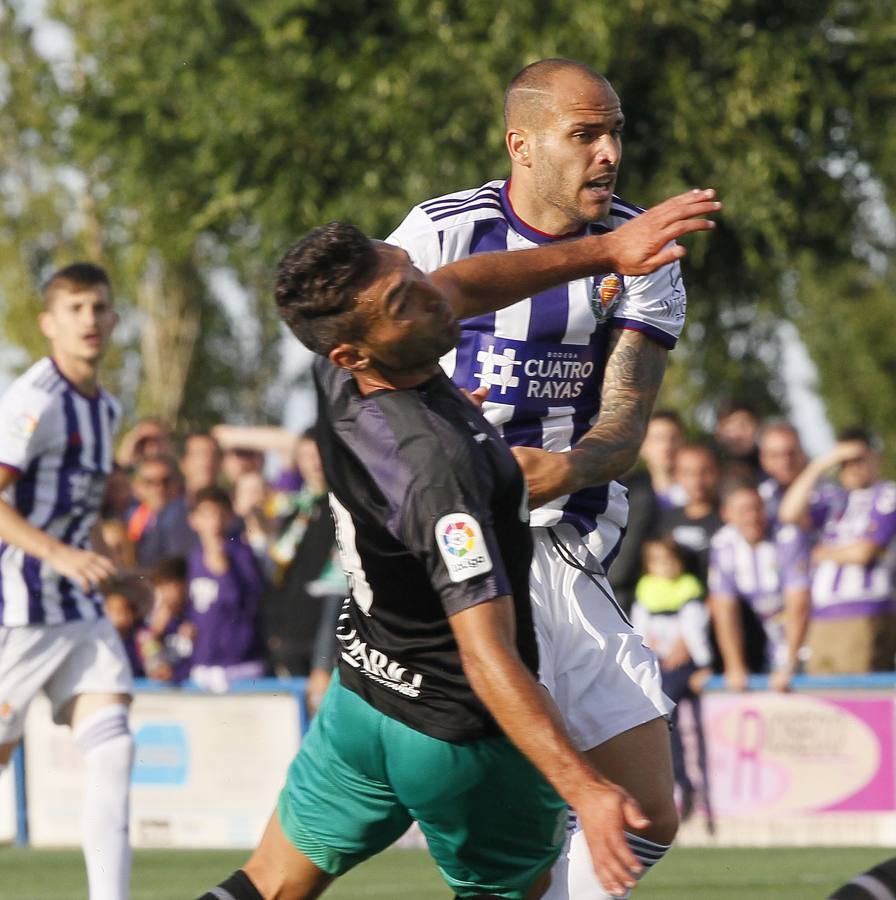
[450,595,648,896]
[433,189,720,320]
[0,468,116,591]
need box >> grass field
[0,845,888,899]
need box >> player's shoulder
[393,180,507,234]
[0,358,65,415]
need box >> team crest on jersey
[590,273,623,322]
[436,513,492,583]
[8,412,37,441]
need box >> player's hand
[511,447,575,508]
[724,667,749,692]
[47,543,117,592]
[459,385,489,410]
[603,188,721,275]
[574,781,650,897]
[769,669,793,693]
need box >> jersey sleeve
[0,383,55,475]
[867,483,896,548]
[399,475,512,619]
[611,258,687,349]
[385,206,444,273]
[707,537,738,599]
[776,524,812,591]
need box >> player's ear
[329,343,369,372]
[38,310,56,342]
[506,128,531,167]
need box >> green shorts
[278,673,565,899]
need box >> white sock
[74,704,134,900]
[544,812,672,899]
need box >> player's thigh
[386,724,565,900]
[244,810,334,900]
[0,623,77,746]
[46,617,133,726]
[277,674,413,878]
[530,528,672,752]
[583,716,677,842]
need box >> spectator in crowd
[138,557,194,684]
[127,453,193,567]
[115,416,175,468]
[187,486,267,691]
[221,446,265,489]
[659,443,724,581]
[212,423,301,490]
[103,575,151,679]
[102,464,136,521]
[232,469,277,572]
[180,431,223,500]
[757,420,808,524]
[632,538,712,819]
[779,428,896,673]
[640,411,688,509]
[609,412,686,613]
[708,483,811,691]
[714,398,763,482]
[264,431,345,716]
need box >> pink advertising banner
[703,692,895,815]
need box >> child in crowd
[187,486,267,692]
[137,556,194,684]
[102,575,151,678]
[633,537,713,820]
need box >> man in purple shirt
[186,486,266,691]
[709,483,811,691]
[779,428,896,673]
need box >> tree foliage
[0,0,892,467]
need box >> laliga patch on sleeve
[435,513,493,583]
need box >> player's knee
[634,794,679,845]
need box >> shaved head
[504,58,613,130]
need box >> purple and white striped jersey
[388,180,686,550]
[708,522,811,667]
[0,357,121,626]
[809,480,896,619]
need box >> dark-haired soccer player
[0,264,133,900]
[201,188,719,900]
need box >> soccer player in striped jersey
[0,264,133,900]
[388,59,691,898]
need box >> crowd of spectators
[97,419,345,715]
[609,401,896,819]
[98,401,896,798]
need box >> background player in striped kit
[0,263,133,900]
[388,59,693,898]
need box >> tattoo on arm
[569,329,668,490]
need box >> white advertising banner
[24,690,301,848]
[0,759,16,843]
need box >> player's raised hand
[605,188,721,275]
[574,780,650,897]
[47,543,117,591]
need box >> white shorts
[531,525,673,751]
[0,617,133,743]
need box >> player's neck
[506,178,583,238]
[353,363,441,395]
[51,352,101,398]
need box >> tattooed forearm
[567,329,668,491]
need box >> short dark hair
[650,409,685,430]
[274,222,379,356]
[837,426,881,451]
[715,397,760,422]
[150,555,188,585]
[191,484,233,512]
[41,262,111,309]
